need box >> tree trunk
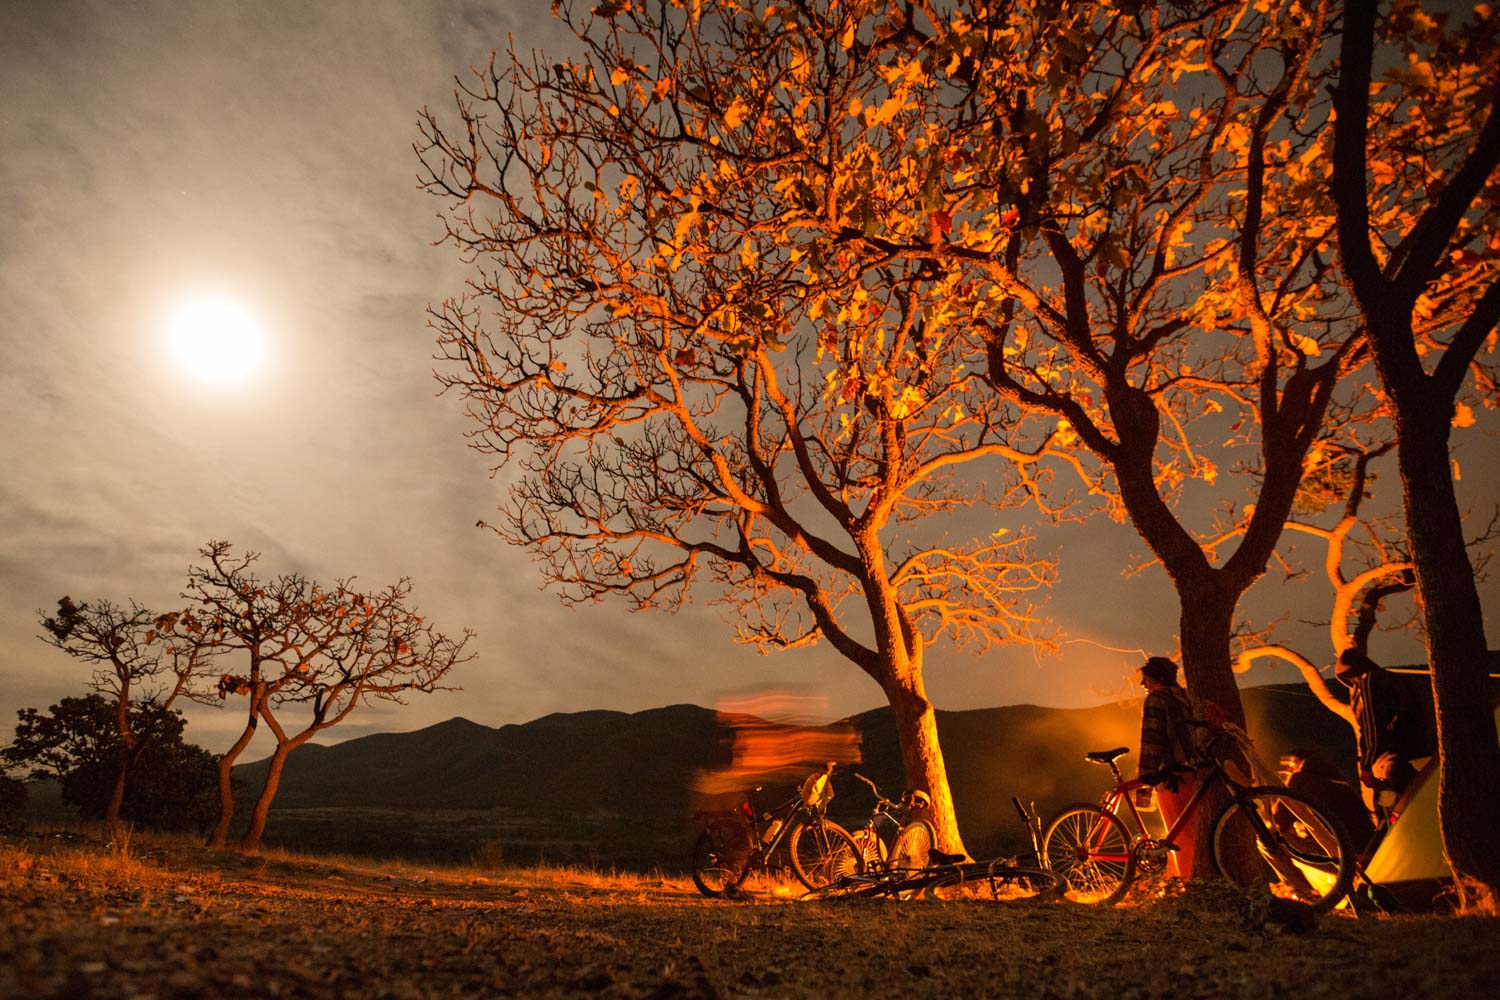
[240,739,300,852]
[209,709,259,849]
[883,672,967,858]
[102,756,128,843]
[1178,580,1247,728]
[1394,410,1500,907]
[1176,577,1249,878]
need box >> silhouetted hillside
[234,684,1356,868]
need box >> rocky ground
[2,830,1498,999]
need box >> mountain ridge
[233,683,1358,867]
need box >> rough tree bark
[1331,1,1500,907]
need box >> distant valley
[235,684,1356,870]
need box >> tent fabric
[1362,706,1500,894]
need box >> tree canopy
[2,695,217,833]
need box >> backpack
[1161,687,1212,766]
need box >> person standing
[1335,648,1434,819]
[1136,655,1201,878]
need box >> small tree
[232,578,473,851]
[2,695,217,832]
[177,542,321,848]
[37,595,213,839]
[181,541,472,851]
[1330,1,1500,906]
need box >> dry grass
[3,828,1500,998]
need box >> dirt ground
[2,831,1498,999]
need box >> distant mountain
[234,683,1357,868]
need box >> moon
[167,296,267,384]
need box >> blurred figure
[1136,656,1200,879]
[693,687,861,801]
[1279,749,1376,855]
[1335,648,1434,820]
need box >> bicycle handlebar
[851,771,897,808]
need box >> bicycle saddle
[1084,747,1130,765]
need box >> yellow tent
[1360,706,1500,910]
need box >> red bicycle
[1040,739,1356,911]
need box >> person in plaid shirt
[1136,656,1200,878]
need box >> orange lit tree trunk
[238,727,314,853]
[209,682,264,849]
[1331,1,1500,907]
[234,581,469,852]
[861,548,964,856]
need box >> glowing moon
[167,297,266,384]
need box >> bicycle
[802,794,1060,902]
[800,855,1061,901]
[845,771,940,873]
[690,764,863,897]
[1040,738,1355,911]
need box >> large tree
[1330,0,1500,906]
[36,595,212,840]
[417,0,1081,854]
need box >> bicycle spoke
[1211,788,1353,913]
[1042,805,1134,905]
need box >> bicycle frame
[1087,757,1244,862]
[695,786,823,868]
[848,771,921,868]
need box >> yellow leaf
[724,96,749,129]
[1453,403,1477,428]
[611,65,630,86]
[1288,333,1322,357]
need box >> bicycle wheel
[799,873,892,901]
[787,819,863,890]
[889,819,935,870]
[984,861,1063,901]
[690,827,750,898]
[850,826,886,871]
[1041,804,1135,904]
[1210,786,1354,913]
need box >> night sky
[2,0,1492,760]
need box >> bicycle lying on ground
[800,855,1061,902]
[690,764,862,897]
[1041,737,1355,911]
[802,787,1060,902]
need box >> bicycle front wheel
[889,819,936,870]
[787,819,863,890]
[1211,786,1354,913]
[1042,804,1135,905]
[690,827,750,898]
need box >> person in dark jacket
[1136,656,1200,878]
[1335,648,1434,819]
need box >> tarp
[1361,705,1500,907]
